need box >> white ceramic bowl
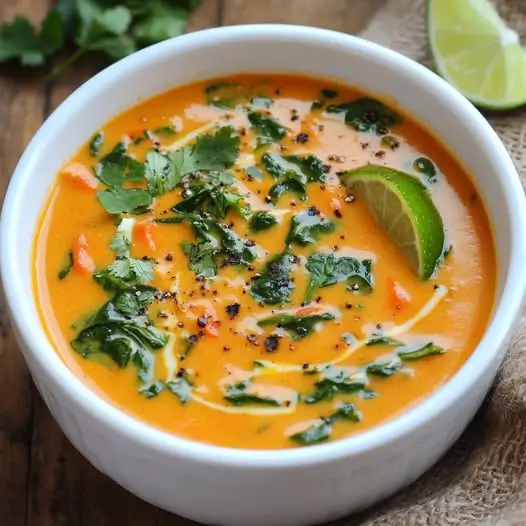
[1,24,525,526]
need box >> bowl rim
[2,23,526,469]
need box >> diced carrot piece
[73,234,95,274]
[389,279,411,309]
[135,221,157,252]
[62,163,99,191]
[296,306,322,316]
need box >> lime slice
[340,165,445,279]
[427,0,526,110]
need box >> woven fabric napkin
[338,1,526,525]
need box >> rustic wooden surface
[0,1,385,524]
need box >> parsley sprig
[0,0,201,78]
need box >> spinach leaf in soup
[303,366,367,404]
[247,111,287,148]
[224,380,290,407]
[89,131,104,157]
[58,251,74,280]
[71,285,168,387]
[140,380,164,399]
[262,152,327,183]
[326,98,400,135]
[249,211,278,232]
[167,373,194,404]
[290,403,361,446]
[257,311,336,340]
[205,82,240,109]
[250,251,296,305]
[285,208,335,247]
[397,342,444,360]
[305,252,373,303]
[366,356,404,377]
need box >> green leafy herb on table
[290,403,361,446]
[0,1,202,78]
[257,311,336,340]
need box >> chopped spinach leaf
[303,367,367,404]
[285,209,335,247]
[153,125,177,136]
[413,157,437,183]
[269,178,307,203]
[205,82,239,109]
[250,251,296,305]
[326,98,400,134]
[290,403,361,446]
[359,388,378,400]
[305,252,373,303]
[247,111,287,148]
[245,166,264,180]
[58,251,74,280]
[311,100,324,111]
[366,334,402,346]
[89,131,104,157]
[140,380,164,398]
[366,356,403,377]
[397,342,444,360]
[71,285,167,385]
[97,188,152,215]
[262,152,326,183]
[224,380,285,407]
[249,211,278,232]
[257,311,336,340]
[167,374,193,404]
[321,89,338,99]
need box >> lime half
[340,165,445,279]
[427,0,526,110]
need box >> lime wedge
[427,0,526,109]
[340,165,445,279]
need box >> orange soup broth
[34,74,496,449]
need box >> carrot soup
[33,74,496,449]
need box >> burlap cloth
[335,1,526,525]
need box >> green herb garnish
[305,252,373,303]
[326,98,400,134]
[257,312,336,340]
[249,211,278,232]
[397,342,444,360]
[285,208,335,247]
[250,251,296,305]
[224,380,288,407]
[167,373,194,404]
[58,250,74,280]
[303,367,367,404]
[89,131,104,157]
[247,111,287,148]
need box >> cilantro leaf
[305,252,373,303]
[397,342,445,360]
[173,171,250,220]
[133,1,188,45]
[97,141,146,182]
[326,98,400,134]
[97,188,152,215]
[250,251,296,305]
[247,111,287,148]
[89,131,104,157]
[188,125,241,172]
[257,311,336,340]
[145,149,178,196]
[262,153,327,183]
[181,240,217,279]
[366,357,403,377]
[0,11,64,66]
[285,208,335,247]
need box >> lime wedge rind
[340,165,445,280]
[427,0,526,110]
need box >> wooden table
[0,1,385,524]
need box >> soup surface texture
[34,75,495,449]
